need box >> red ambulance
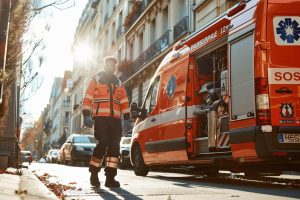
[129,0,300,176]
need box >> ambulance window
[144,76,160,114]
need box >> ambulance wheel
[132,145,149,176]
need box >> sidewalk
[0,167,58,200]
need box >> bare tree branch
[22,39,43,66]
[32,0,75,12]
[21,72,38,91]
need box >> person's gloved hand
[84,116,94,128]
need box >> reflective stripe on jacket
[82,72,130,118]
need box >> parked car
[46,149,59,163]
[20,150,32,164]
[119,131,132,169]
[38,157,47,163]
[56,149,64,164]
[59,134,97,166]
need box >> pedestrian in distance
[82,56,130,188]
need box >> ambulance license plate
[278,133,300,143]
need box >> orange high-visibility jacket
[82,72,130,118]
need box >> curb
[19,168,59,200]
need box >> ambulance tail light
[255,77,271,125]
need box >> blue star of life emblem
[166,76,176,98]
[276,17,300,43]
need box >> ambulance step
[194,137,209,153]
[194,151,232,159]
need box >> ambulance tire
[132,145,149,176]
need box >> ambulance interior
[194,44,229,152]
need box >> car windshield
[73,136,96,143]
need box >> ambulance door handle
[151,118,156,122]
[275,87,292,94]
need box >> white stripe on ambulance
[268,68,300,84]
[133,106,197,133]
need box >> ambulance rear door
[267,0,300,142]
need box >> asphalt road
[29,163,300,200]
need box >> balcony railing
[131,30,171,72]
[124,0,153,32]
[116,25,122,39]
[173,16,189,42]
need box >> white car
[119,131,132,169]
[46,149,59,163]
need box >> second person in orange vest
[82,56,130,188]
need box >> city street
[29,163,300,200]
[1,1,300,200]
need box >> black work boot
[90,172,100,187]
[105,177,120,188]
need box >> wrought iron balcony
[131,30,171,72]
[173,16,189,42]
[120,30,171,82]
[116,25,122,39]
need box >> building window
[118,48,122,61]
[105,30,109,51]
[129,42,134,61]
[150,18,156,43]
[162,6,168,33]
[178,0,188,20]
[138,32,144,55]
[63,112,70,124]
[112,21,116,45]
[65,96,70,102]
[118,11,122,27]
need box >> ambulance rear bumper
[229,126,300,161]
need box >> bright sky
[22,0,88,122]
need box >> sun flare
[73,43,92,63]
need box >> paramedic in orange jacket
[82,56,130,188]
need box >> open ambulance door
[155,53,190,162]
[192,38,229,155]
